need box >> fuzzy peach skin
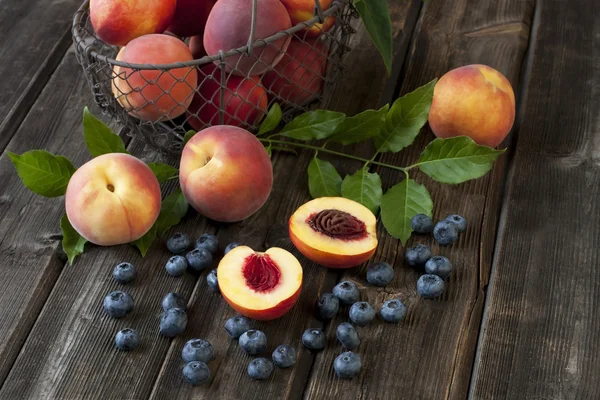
[280,0,336,37]
[90,0,176,46]
[186,65,268,130]
[65,153,161,246]
[428,64,516,148]
[262,38,328,105]
[179,126,273,222]
[168,0,216,38]
[203,0,292,76]
[112,34,198,122]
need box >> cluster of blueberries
[407,213,467,298]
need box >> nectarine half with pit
[65,153,161,246]
[428,64,516,148]
[217,246,303,320]
[289,197,378,269]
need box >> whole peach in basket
[281,0,336,38]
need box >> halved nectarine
[288,197,378,268]
[217,246,303,321]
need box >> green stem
[261,139,407,173]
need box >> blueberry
[183,361,210,385]
[239,330,268,355]
[162,292,187,311]
[405,244,432,267]
[195,234,219,254]
[115,328,140,351]
[411,214,434,234]
[166,232,190,255]
[336,322,360,350]
[186,248,213,272]
[433,221,459,246]
[224,242,240,255]
[333,351,362,379]
[445,214,467,233]
[103,290,134,318]
[425,256,453,279]
[380,299,407,323]
[417,274,446,299]
[224,316,253,339]
[206,269,219,292]
[349,302,376,326]
[302,328,326,351]
[182,338,215,363]
[112,262,136,284]
[248,358,273,380]
[165,255,187,277]
[366,262,394,287]
[332,281,360,305]
[160,308,188,337]
[316,293,339,321]
[272,344,296,368]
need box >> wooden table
[0,0,597,399]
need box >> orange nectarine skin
[112,34,198,122]
[222,286,302,321]
[90,0,176,46]
[179,126,273,222]
[280,0,335,37]
[168,0,215,38]
[428,64,516,148]
[65,153,161,246]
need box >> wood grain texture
[470,1,600,398]
[0,0,82,152]
[303,0,535,399]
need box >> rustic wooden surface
[0,0,596,399]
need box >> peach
[90,0,176,46]
[168,0,216,38]
[203,0,292,76]
[179,125,273,222]
[262,38,328,105]
[281,0,336,37]
[189,36,207,59]
[428,64,516,148]
[112,34,198,122]
[289,197,378,269]
[186,65,269,130]
[65,153,161,246]
[217,246,303,320]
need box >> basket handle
[314,0,325,23]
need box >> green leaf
[341,167,383,215]
[329,105,388,145]
[307,157,342,198]
[258,103,282,136]
[354,0,393,75]
[131,224,156,257]
[8,150,76,197]
[183,130,196,144]
[60,214,87,265]
[381,178,433,245]
[415,137,506,184]
[147,162,178,183]
[83,106,128,157]
[374,79,437,153]
[155,188,189,235]
[280,110,346,141]
[265,144,272,158]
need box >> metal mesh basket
[72,0,356,155]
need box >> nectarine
[168,0,216,38]
[217,246,303,320]
[203,0,292,76]
[90,0,176,46]
[189,36,207,59]
[289,197,378,268]
[428,64,516,148]
[281,0,336,38]
[112,34,198,122]
[65,153,161,246]
[179,126,273,222]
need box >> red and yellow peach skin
[428,64,516,148]
[281,0,336,37]
[65,153,161,246]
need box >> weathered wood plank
[470,1,600,398]
[0,0,82,151]
[303,0,535,399]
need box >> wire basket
[72,0,356,155]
